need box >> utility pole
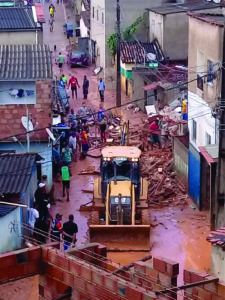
[215,24,225,230]
[116,0,121,107]
[26,108,30,152]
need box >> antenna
[21,116,34,131]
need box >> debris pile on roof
[207,226,225,247]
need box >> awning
[143,83,158,91]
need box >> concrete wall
[0,31,43,45]
[188,14,223,107]
[211,246,225,281]
[149,12,164,47]
[174,137,188,191]
[0,207,22,254]
[0,80,51,141]
[80,17,89,37]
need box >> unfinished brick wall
[0,80,51,141]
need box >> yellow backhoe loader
[89,146,150,251]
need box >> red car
[68,51,89,67]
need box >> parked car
[68,51,89,67]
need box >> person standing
[62,74,67,85]
[58,52,64,74]
[82,75,89,99]
[61,165,71,201]
[78,102,88,124]
[98,103,105,122]
[63,214,78,250]
[28,202,39,236]
[98,78,105,102]
[68,108,77,127]
[81,130,88,159]
[149,119,161,150]
[69,132,77,162]
[100,115,107,143]
[61,144,72,175]
[50,213,63,243]
[68,75,80,100]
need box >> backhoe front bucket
[89,225,150,251]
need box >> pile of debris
[141,149,188,207]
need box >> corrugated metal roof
[0,7,39,30]
[147,2,222,15]
[0,44,52,80]
[120,40,165,64]
[0,204,16,217]
[0,153,39,194]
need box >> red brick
[91,269,104,286]
[80,264,92,281]
[24,261,40,275]
[203,275,218,294]
[0,268,8,282]
[57,280,69,294]
[46,264,63,281]
[74,275,86,292]
[85,281,97,297]
[212,294,224,300]
[48,250,69,271]
[0,252,16,268]
[126,285,142,300]
[45,275,58,290]
[97,244,107,257]
[153,257,166,273]
[95,285,118,300]
[183,269,191,283]
[28,247,41,261]
[197,288,212,300]
[63,271,74,286]
[142,291,157,300]
[41,247,48,262]
[117,279,127,297]
[134,261,146,276]
[8,264,24,279]
[218,281,225,297]
[69,260,81,275]
[104,275,118,293]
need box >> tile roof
[0,44,52,80]
[0,204,16,217]
[187,12,224,27]
[147,2,222,15]
[34,3,45,23]
[120,40,165,64]
[0,153,40,194]
[207,226,225,248]
[0,7,39,31]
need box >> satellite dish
[147,53,156,61]
[21,117,33,131]
[46,128,56,143]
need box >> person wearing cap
[149,119,161,150]
[61,165,70,201]
[50,213,63,243]
[63,214,78,250]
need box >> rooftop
[120,40,165,64]
[0,44,52,80]
[0,7,40,31]
[34,3,45,23]
[187,12,224,27]
[147,1,222,15]
[0,153,41,194]
[0,204,16,217]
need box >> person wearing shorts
[149,119,161,150]
[68,75,80,100]
[61,165,70,202]
[58,52,64,73]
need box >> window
[92,7,94,18]
[206,133,211,145]
[97,10,99,21]
[197,50,205,91]
[102,12,104,24]
[197,74,204,91]
[207,60,214,84]
[192,120,197,143]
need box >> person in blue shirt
[98,78,105,102]
[98,103,105,122]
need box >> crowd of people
[28,175,78,250]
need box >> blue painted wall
[188,143,201,209]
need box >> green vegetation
[107,15,144,57]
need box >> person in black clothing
[34,219,49,245]
[63,214,78,250]
[34,183,49,222]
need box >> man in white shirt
[69,132,77,162]
[28,202,39,236]
[98,78,105,102]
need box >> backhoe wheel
[89,211,100,225]
[141,209,150,225]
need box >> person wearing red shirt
[68,75,80,100]
[149,119,161,149]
